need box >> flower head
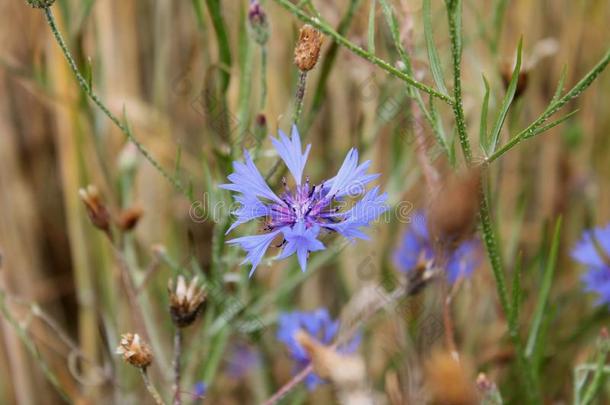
[394,211,480,284]
[572,223,610,307]
[116,333,153,368]
[221,126,388,277]
[276,308,360,390]
[168,275,206,327]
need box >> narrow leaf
[525,109,579,139]
[525,217,562,359]
[423,0,448,95]
[551,65,568,104]
[508,253,523,329]
[367,0,376,54]
[479,74,491,152]
[488,38,523,154]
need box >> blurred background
[0,0,609,403]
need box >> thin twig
[261,364,313,405]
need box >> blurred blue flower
[572,223,610,307]
[226,343,261,379]
[193,381,207,399]
[221,125,388,276]
[394,211,480,284]
[276,308,360,390]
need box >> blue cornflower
[276,308,361,390]
[394,211,480,284]
[571,223,610,307]
[221,125,388,276]
[226,343,261,379]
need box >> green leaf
[488,38,523,154]
[479,74,491,152]
[205,0,232,93]
[525,217,562,359]
[423,0,448,95]
[551,65,568,104]
[508,253,523,330]
[525,109,579,139]
[367,0,376,54]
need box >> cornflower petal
[271,125,311,186]
[227,229,282,277]
[220,150,282,205]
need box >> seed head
[294,25,324,71]
[168,275,206,328]
[25,0,55,8]
[116,333,153,368]
[501,64,529,99]
[79,185,111,232]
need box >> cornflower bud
[116,333,153,368]
[168,275,206,328]
[79,185,111,232]
[294,25,323,72]
[117,206,144,232]
[248,0,269,46]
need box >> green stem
[445,0,472,163]
[272,0,454,105]
[260,46,268,109]
[172,329,183,405]
[42,7,189,199]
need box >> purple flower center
[267,178,338,232]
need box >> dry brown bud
[427,168,482,246]
[294,25,323,71]
[116,333,153,368]
[424,350,478,405]
[117,206,144,231]
[79,185,111,232]
[296,331,371,404]
[168,276,206,328]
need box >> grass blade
[552,65,568,104]
[525,217,562,359]
[488,38,523,154]
[479,74,490,152]
[205,0,232,93]
[368,0,376,54]
[508,253,523,331]
[423,0,448,95]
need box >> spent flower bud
[116,333,153,368]
[79,185,111,232]
[168,275,206,327]
[294,25,323,71]
[117,206,144,232]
